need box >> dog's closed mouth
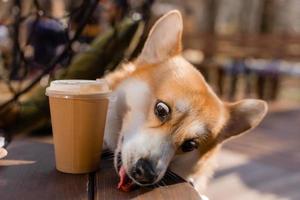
[117,152,136,192]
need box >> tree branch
[0,0,99,112]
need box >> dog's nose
[131,158,156,184]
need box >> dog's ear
[218,99,268,142]
[137,10,183,64]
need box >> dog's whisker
[102,155,115,160]
[105,155,115,158]
[166,170,175,176]
[156,181,164,188]
[162,175,170,183]
[165,173,177,183]
[101,151,114,158]
[166,170,182,183]
[163,174,171,183]
[167,170,181,179]
[108,155,115,158]
[168,173,179,181]
[161,179,167,187]
[166,170,178,179]
[167,170,177,176]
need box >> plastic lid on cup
[45,79,111,99]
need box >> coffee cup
[46,79,110,174]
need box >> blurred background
[0,0,299,199]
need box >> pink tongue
[117,166,135,192]
[118,166,127,189]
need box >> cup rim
[45,79,111,98]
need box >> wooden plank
[95,155,200,200]
[132,183,200,200]
[1,138,200,200]
[0,140,89,200]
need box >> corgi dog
[103,10,268,196]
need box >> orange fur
[104,10,268,195]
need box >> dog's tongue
[117,166,135,192]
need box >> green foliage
[8,18,144,134]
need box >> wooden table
[0,139,200,200]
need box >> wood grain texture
[95,156,200,200]
[0,139,200,200]
[0,140,89,200]
[131,183,201,200]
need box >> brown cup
[46,79,110,174]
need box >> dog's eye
[181,140,198,152]
[154,101,170,122]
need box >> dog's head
[115,10,268,190]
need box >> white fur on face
[122,128,175,183]
[175,99,190,113]
[116,78,175,183]
[188,120,206,137]
[105,77,145,150]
